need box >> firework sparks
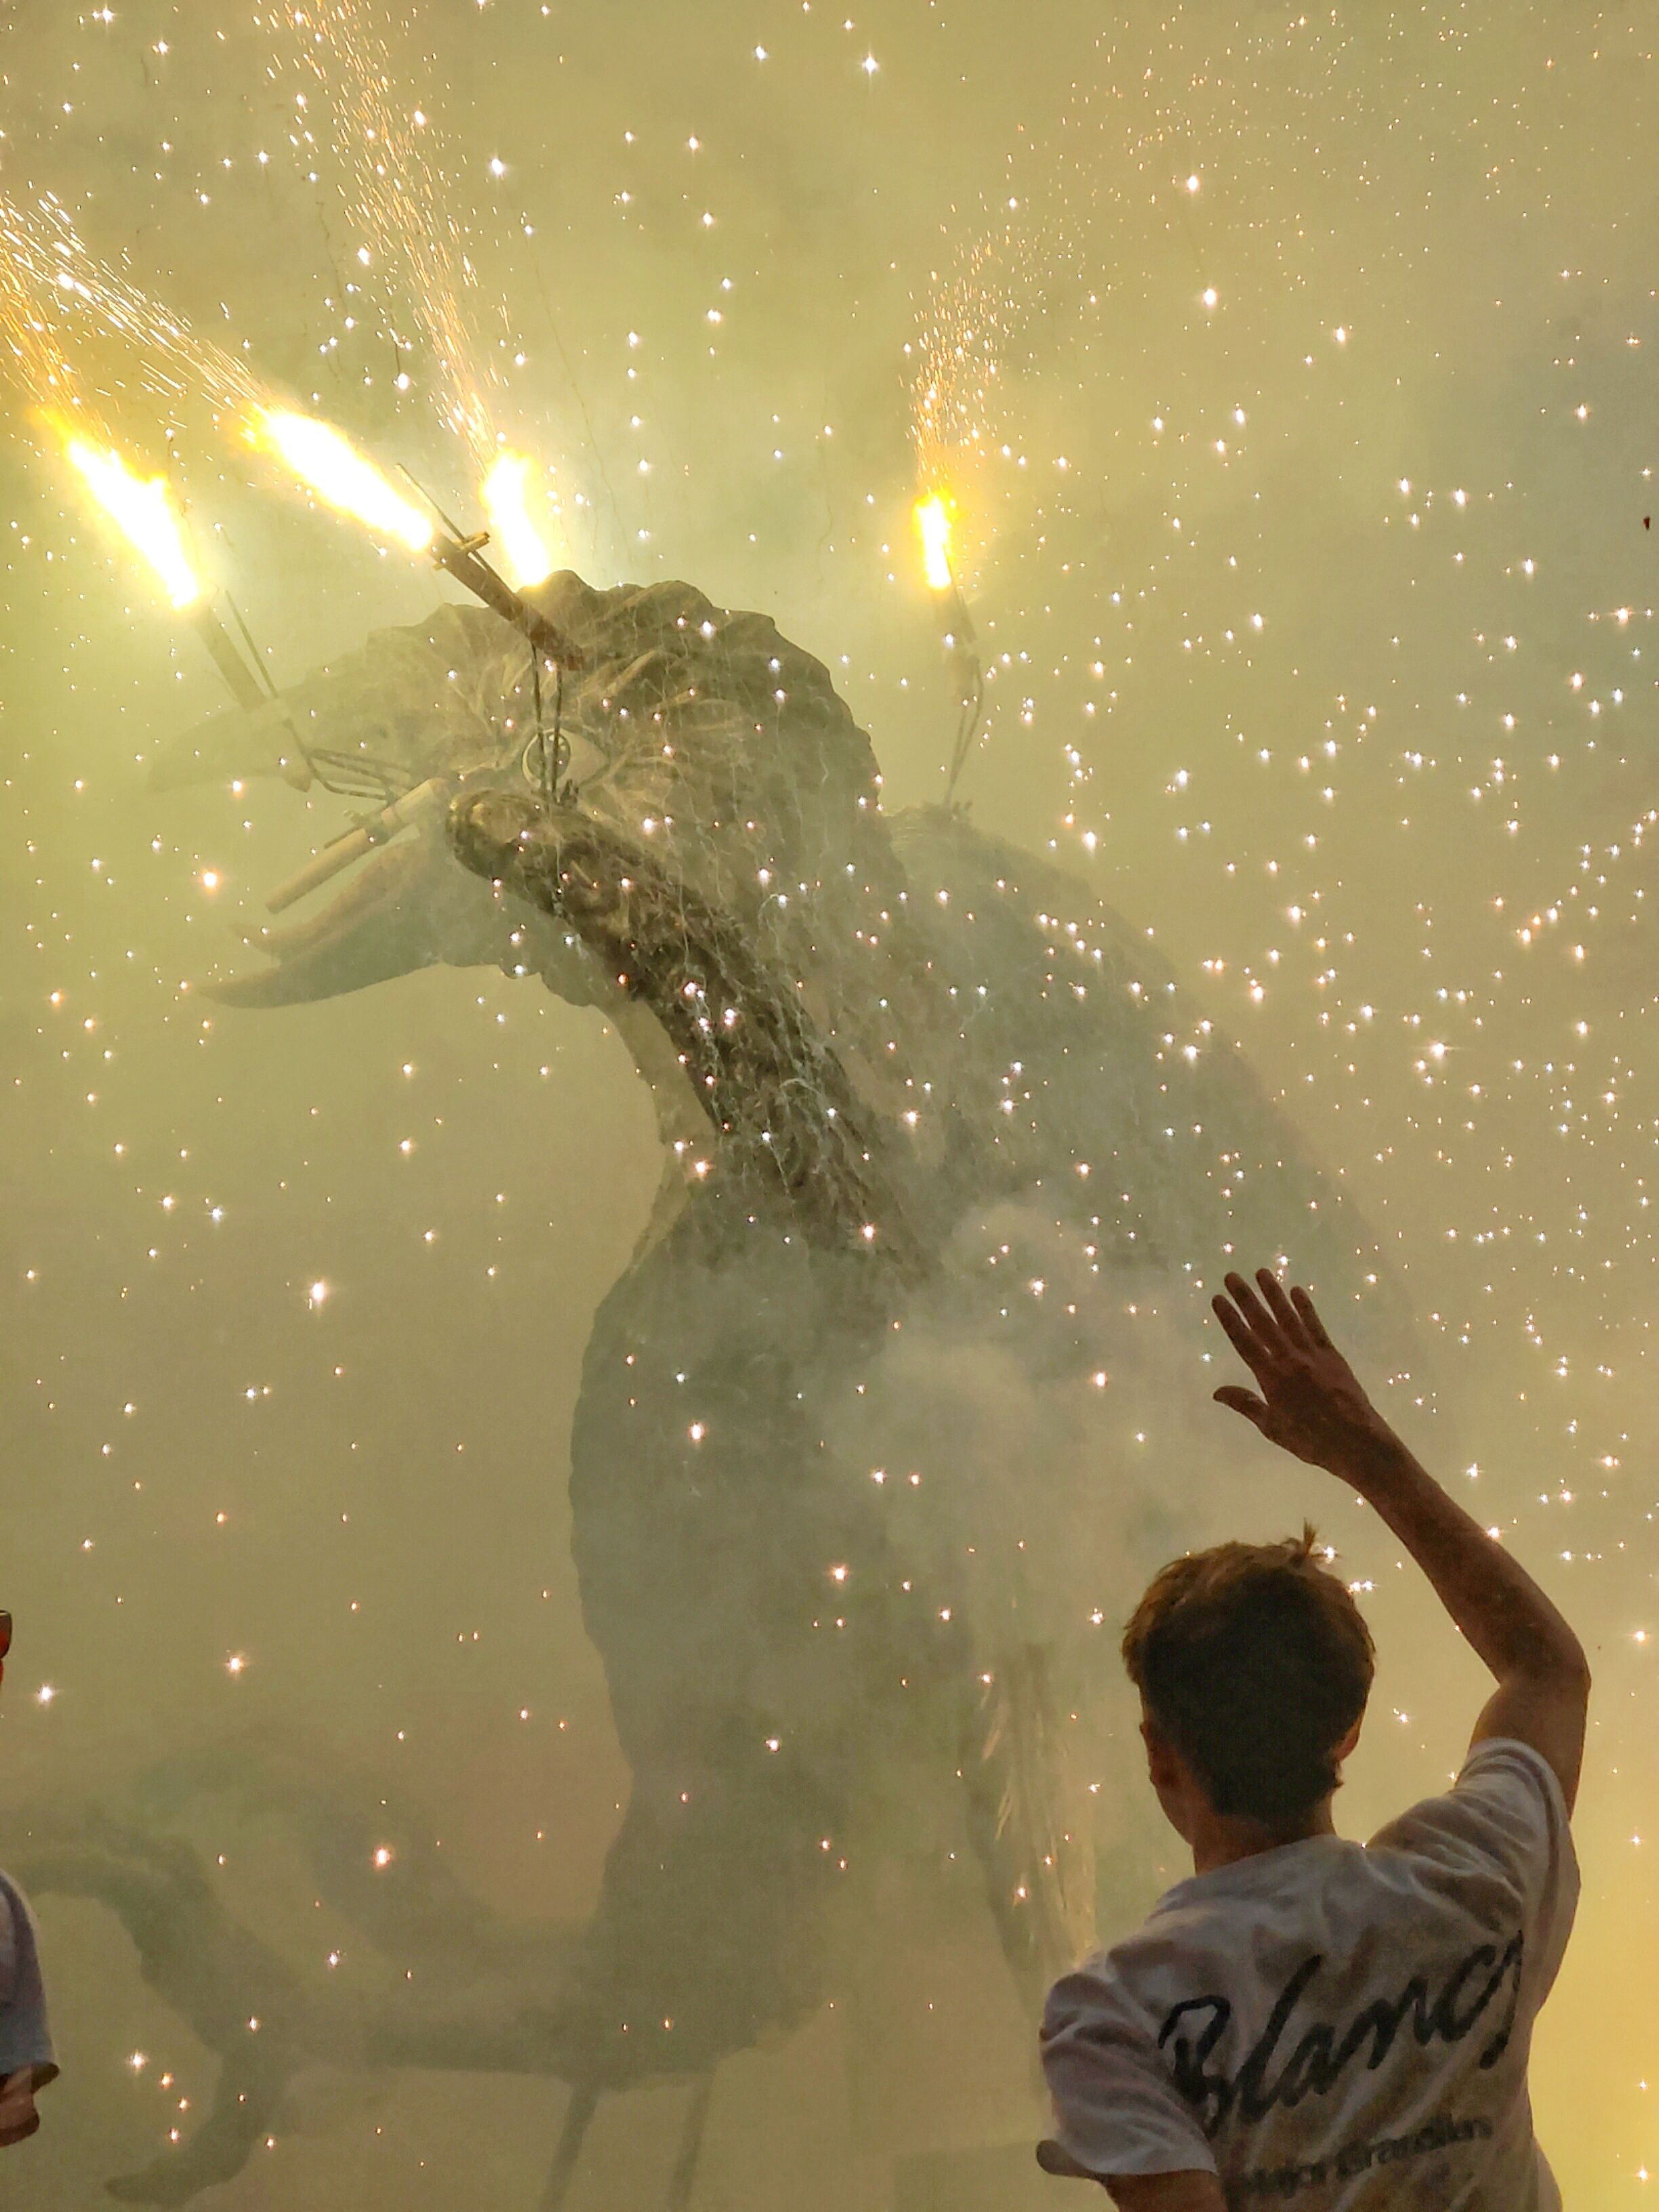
[62,434,202,609]
[912,233,1012,478]
[0,190,257,425]
[268,0,501,473]
[253,407,434,554]
[910,226,1038,591]
[1,171,560,609]
[267,3,573,560]
[0,185,560,662]
[0,229,83,419]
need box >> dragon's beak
[205,787,605,1010]
[205,834,483,1006]
[158,581,619,1005]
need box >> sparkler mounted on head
[421,502,581,674]
[225,418,581,915]
[250,407,581,671]
[3,186,575,675]
[58,428,276,722]
[915,490,986,808]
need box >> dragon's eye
[521,727,605,793]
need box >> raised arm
[1210,1269,1591,1814]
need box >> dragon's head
[157,569,901,1014]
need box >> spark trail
[266,0,556,582]
[0,192,525,608]
[268,0,499,469]
[908,8,1233,586]
[0,211,85,423]
[0,192,260,427]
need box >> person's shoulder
[1454,1734,1574,1814]
[1372,1738,1569,1843]
[1368,1738,1577,1902]
[0,1870,37,1933]
[1042,1889,1200,2028]
[0,1867,54,2089]
[1044,1873,1271,2028]
[1044,1927,1141,2024]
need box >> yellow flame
[916,492,955,592]
[483,451,556,588]
[255,408,434,553]
[64,436,201,610]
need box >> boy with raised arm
[1038,1269,1589,2211]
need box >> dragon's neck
[453,787,926,1274]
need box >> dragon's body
[20,572,1389,2200]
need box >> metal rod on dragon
[188,602,270,714]
[428,529,581,669]
[264,775,448,915]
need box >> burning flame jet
[916,490,955,593]
[60,432,270,716]
[64,438,201,608]
[914,491,985,805]
[250,407,579,670]
[482,451,557,589]
[266,0,560,581]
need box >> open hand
[1211,1269,1395,1478]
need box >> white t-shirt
[1040,1740,1577,2208]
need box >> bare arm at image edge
[1211,1269,1591,1815]
[0,2067,45,2146]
